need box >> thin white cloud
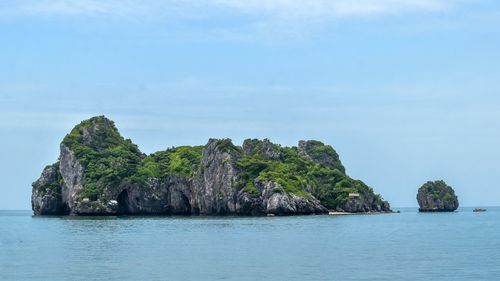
[211,0,455,38]
[0,0,455,18]
[0,0,458,39]
[0,0,165,18]
[213,0,451,18]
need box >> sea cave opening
[117,189,131,215]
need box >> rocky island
[32,116,391,216]
[417,180,459,212]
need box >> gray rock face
[338,195,391,213]
[59,144,84,214]
[31,163,66,215]
[260,181,327,215]
[417,180,459,212]
[192,139,326,215]
[242,138,281,160]
[195,139,241,214]
[79,117,118,149]
[298,140,345,173]
[114,176,192,215]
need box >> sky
[1,0,500,209]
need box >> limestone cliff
[417,180,459,212]
[32,116,391,216]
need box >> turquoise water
[1,208,499,281]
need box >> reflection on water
[1,208,500,281]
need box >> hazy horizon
[2,0,500,209]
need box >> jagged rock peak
[62,115,139,153]
[242,138,281,160]
[206,138,241,155]
[298,140,345,173]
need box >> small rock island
[32,116,391,216]
[417,180,459,212]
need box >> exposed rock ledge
[32,116,391,216]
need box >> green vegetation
[243,181,261,197]
[215,138,240,153]
[62,116,143,200]
[422,180,456,201]
[33,162,64,197]
[60,116,384,209]
[242,139,266,156]
[131,146,203,183]
[443,192,454,202]
[299,140,345,173]
[237,140,383,208]
[62,116,205,200]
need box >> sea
[1,207,499,281]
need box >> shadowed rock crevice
[117,189,131,215]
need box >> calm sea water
[1,207,499,281]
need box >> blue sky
[1,0,500,209]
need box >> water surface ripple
[1,208,499,280]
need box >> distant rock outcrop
[32,116,391,216]
[417,180,459,212]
